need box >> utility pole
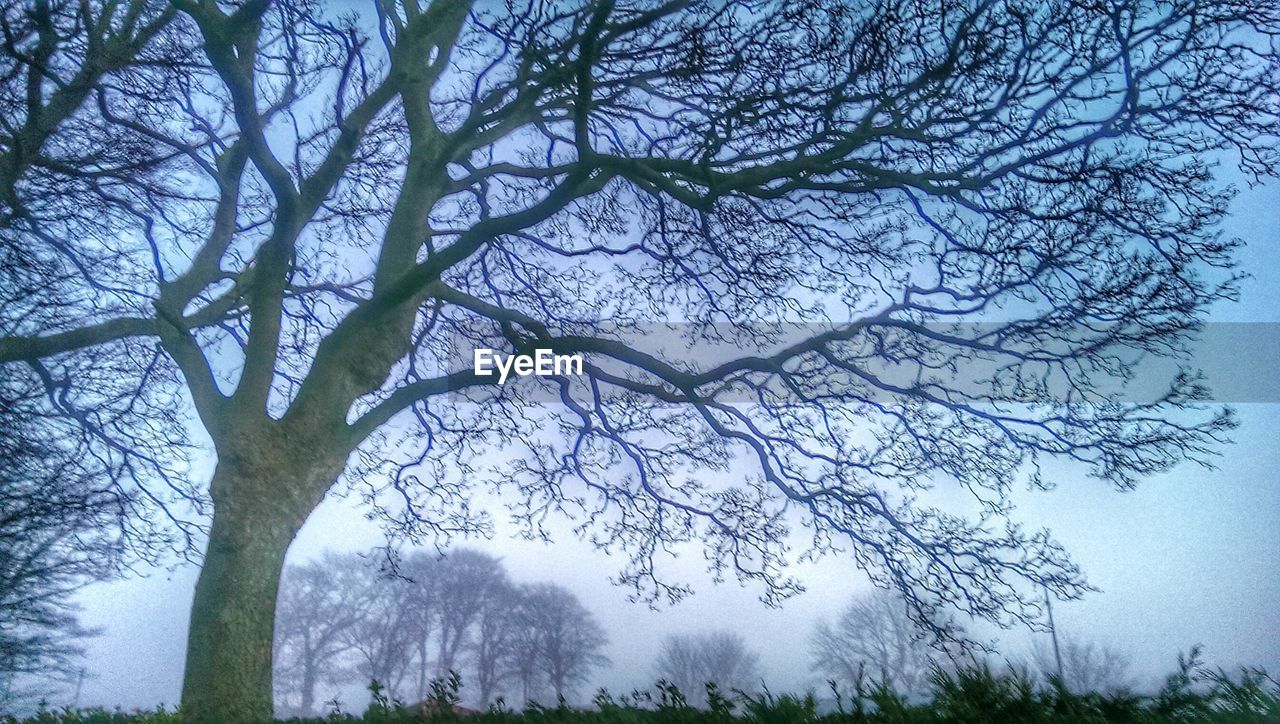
[1044,585,1064,681]
[73,666,86,707]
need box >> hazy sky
[58,171,1280,713]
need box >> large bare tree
[1,0,1276,718]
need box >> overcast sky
[56,171,1280,714]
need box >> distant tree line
[275,563,1138,718]
[809,590,1133,701]
[273,549,608,716]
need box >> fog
[5,2,1278,714]
[71,432,1280,710]
[63,175,1280,710]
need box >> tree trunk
[416,638,428,702]
[180,459,329,722]
[301,659,316,717]
[477,674,493,710]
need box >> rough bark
[180,452,335,722]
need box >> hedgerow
[10,648,1277,724]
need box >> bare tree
[0,374,144,706]
[519,583,609,703]
[391,547,510,702]
[272,553,366,716]
[342,559,420,701]
[1031,636,1134,695]
[506,589,547,705]
[1,0,1277,717]
[467,576,522,708]
[272,547,603,710]
[654,630,761,706]
[432,549,509,681]
[810,590,945,698]
[0,411,94,707]
[377,551,437,704]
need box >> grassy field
[10,653,1278,723]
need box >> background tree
[468,577,520,707]
[269,549,608,708]
[520,583,610,703]
[0,395,95,707]
[1031,636,1134,695]
[810,590,945,698]
[432,549,509,682]
[342,559,419,701]
[388,551,440,704]
[654,630,761,706]
[506,588,548,705]
[272,553,366,716]
[1,0,1277,718]
[0,370,170,706]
